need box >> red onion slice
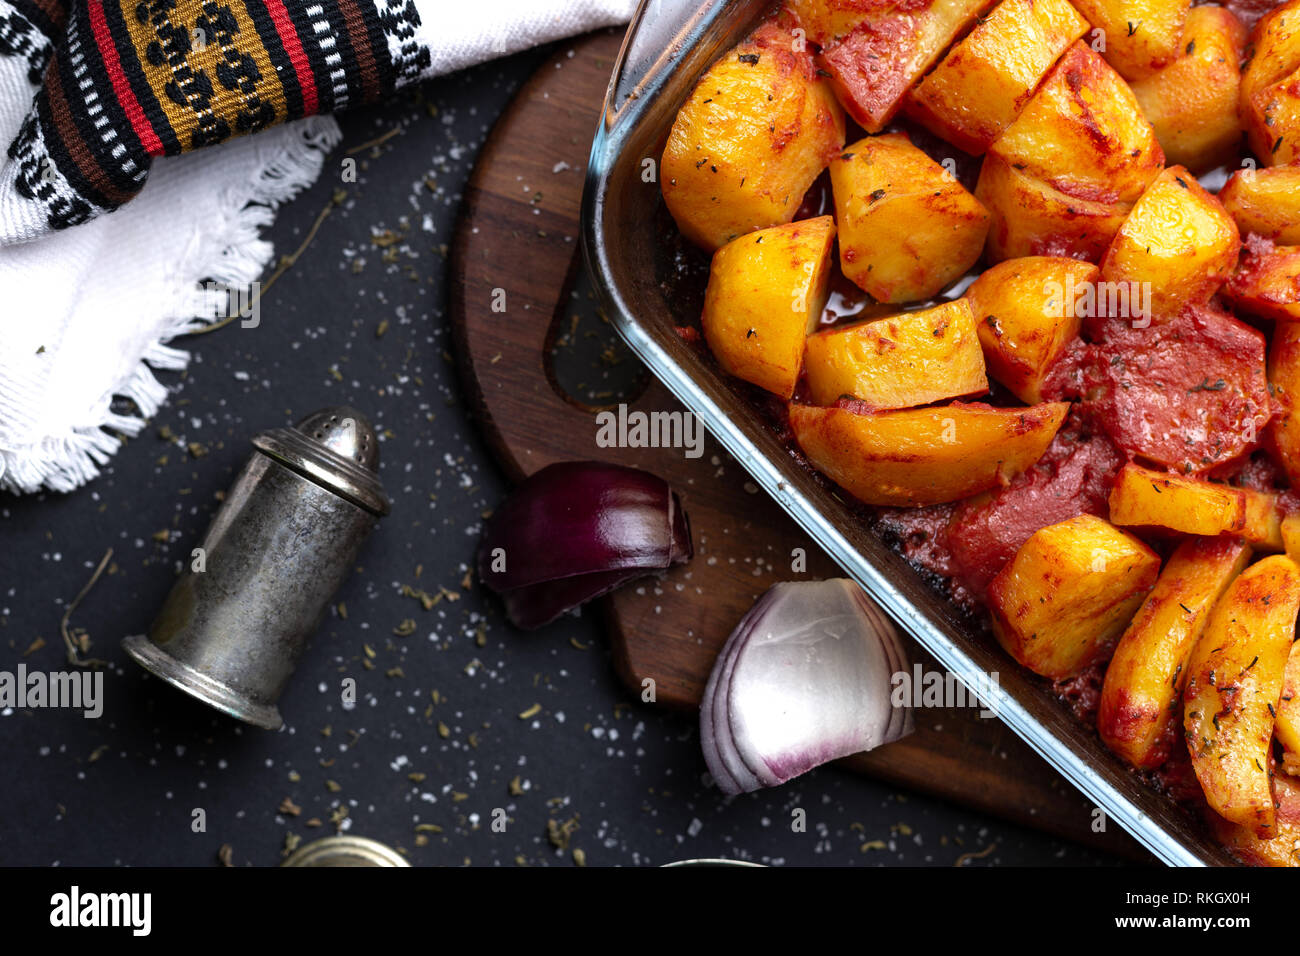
[702,579,914,795]
[478,461,693,630]
[699,641,744,794]
[857,591,915,744]
[701,605,765,793]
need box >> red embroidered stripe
[262,0,319,115]
[86,0,164,156]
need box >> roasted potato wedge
[1245,73,1300,167]
[1271,321,1300,488]
[1224,242,1300,321]
[1100,165,1240,317]
[1212,771,1300,866]
[1241,0,1300,165]
[991,42,1164,203]
[1277,641,1300,774]
[1241,487,1286,551]
[1070,0,1192,79]
[799,0,996,132]
[964,256,1097,403]
[1108,463,1248,536]
[701,216,836,398]
[803,299,988,408]
[1099,536,1252,769]
[1283,512,1300,563]
[976,154,1131,263]
[989,514,1160,680]
[785,0,875,43]
[1241,0,1300,93]
[905,0,1089,153]
[1128,6,1248,171]
[829,133,989,303]
[661,22,845,250]
[1184,554,1300,837]
[787,400,1068,507]
[1219,165,1300,243]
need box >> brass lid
[281,836,410,868]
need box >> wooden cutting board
[448,29,1146,860]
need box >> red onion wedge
[701,612,762,793]
[477,461,693,630]
[701,579,914,795]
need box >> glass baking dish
[581,0,1239,866]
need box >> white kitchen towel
[0,0,638,494]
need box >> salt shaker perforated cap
[254,406,389,515]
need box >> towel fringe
[0,115,342,494]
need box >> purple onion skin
[714,598,775,791]
[699,665,741,794]
[701,600,763,793]
[498,568,643,631]
[478,461,693,630]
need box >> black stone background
[0,42,1123,867]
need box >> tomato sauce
[1054,663,1106,727]
[948,413,1122,596]
[867,410,1122,610]
[873,501,975,607]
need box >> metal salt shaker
[280,835,410,867]
[123,407,391,730]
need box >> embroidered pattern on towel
[0,0,61,84]
[5,0,429,236]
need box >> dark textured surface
[0,45,1124,868]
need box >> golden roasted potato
[1219,165,1300,243]
[1128,6,1249,171]
[1240,0,1300,166]
[1223,243,1300,321]
[803,299,988,409]
[1212,771,1300,866]
[787,400,1068,507]
[1100,166,1240,317]
[964,256,1097,403]
[976,154,1131,263]
[701,216,836,398]
[1108,463,1248,536]
[1283,512,1300,563]
[1271,321,1300,488]
[989,514,1161,680]
[1242,0,1300,86]
[1277,641,1300,774]
[1241,487,1286,551]
[1099,536,1252,769]
[1246,75,1300,167]
[829,133,989,303]
[785,0,875,43]
[1184,554,1300,837]
[1069,0,1191,79]
[991,42,1164,203]
[661,22,845,250]
[800,0,996,132]
[905,0,1089,154]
